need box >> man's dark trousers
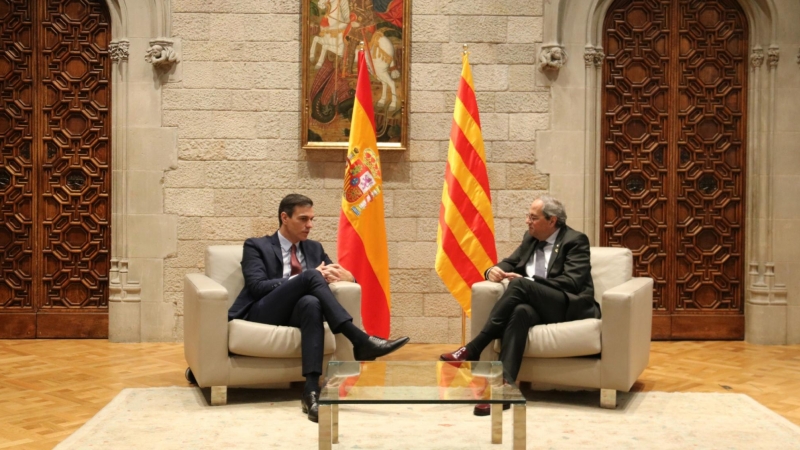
[479,277,568,383]
[245,269,352,376]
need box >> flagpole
[461,311,466,346]
[460,43,469,348]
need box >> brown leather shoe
[473,402,511,416]
[439,346,470,362]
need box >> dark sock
[465,343,480,360]
[336,320,369,347]
[466,331,494,359]
[304,373,321,395]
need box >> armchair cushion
[228,319,336,358]
[491,318,602,358]
[589,247,633,305]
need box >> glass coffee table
[318,361,526,449]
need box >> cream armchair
[183,245,361,405]
[471,247,653,408]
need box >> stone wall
[151,0,800,344]
[163,0,549,342]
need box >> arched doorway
[600,0,748,339]
[0,0,112,338]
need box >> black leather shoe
[353,335,410,361]
[473,402,510,416]
[439,346,470,362]
[301,391,319,423]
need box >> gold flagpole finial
[359,40,365,52]
[462,44,469,55]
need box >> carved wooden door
[0,0,111,338]
[601,0,747,339]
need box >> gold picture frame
[301,0,410,151]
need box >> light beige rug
[56,387,800,449]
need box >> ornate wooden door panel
[0,0,36,337]
[601,0,747,339]
[0,0,111,338]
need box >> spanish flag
[337,49,391,338]
[435,52,497,316]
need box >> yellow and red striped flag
[337,49,391,338]
[435,52,497,316]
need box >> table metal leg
[332,404,339,444]
[319,404,332,450]
[513,404,526,450]
[491,403,502,444]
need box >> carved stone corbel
[750,47,764,68]
[145,39,180,70]
[539,45,568,72]
[584,46,604,69]
[109,39,130,62]
[584,47,596,67]
[767,46,779,68]
[593,46,604,68]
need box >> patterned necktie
[290,244,302,276]
[533,241,547,278]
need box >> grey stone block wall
[164,0,549,342]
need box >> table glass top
[320,361,526,405]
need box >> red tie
[290,244,302,276]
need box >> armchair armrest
[470,280,506,361]
[184,273,231,387]
[329,281,362,328]
[328,281,362,361]
[600,277,653,391]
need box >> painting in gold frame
[301,0,410,151]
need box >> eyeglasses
[526,214,553,223]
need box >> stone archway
[598,0,749,339]
[101,0,181,342]
[537,0,789,343]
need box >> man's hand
[318,263,355,284]
[487,266,522,282]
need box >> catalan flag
[435,52,497,316]
[337,49,391,338]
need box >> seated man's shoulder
[244,235,267,245]
[564,226,588,240]
[303,238,324,250]
[243,235,275,251]
[561,227,591,249]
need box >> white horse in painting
[359,30,400,111]
[310,0,351,70]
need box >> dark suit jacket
[494,226,600,321]
[227,232,333,321]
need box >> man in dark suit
[439,195,600,416]
[228,193,409,423]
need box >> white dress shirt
[277,231,306,278]
[525,228,560,279]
